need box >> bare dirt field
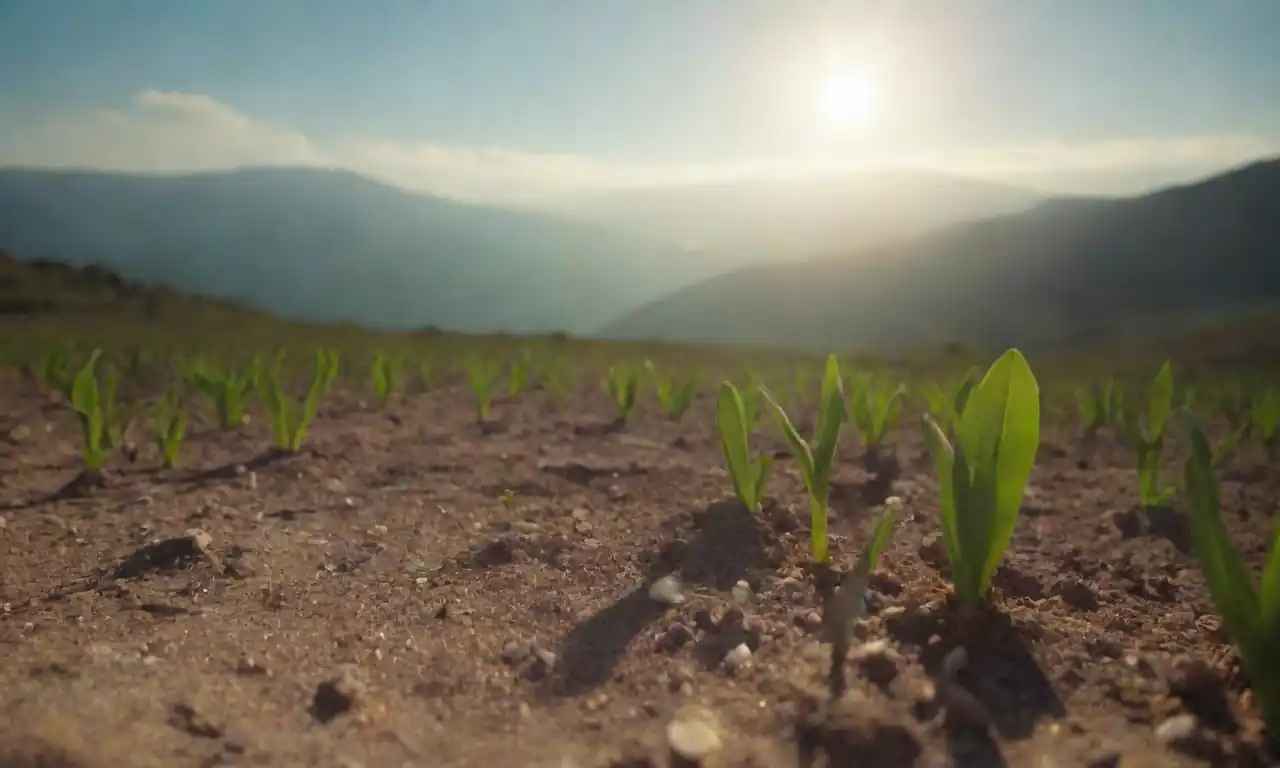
[1,376,1277,767]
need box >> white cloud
[0,89,1275,203]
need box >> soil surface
[1,375,1277,768]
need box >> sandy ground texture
[1,377,1277,768]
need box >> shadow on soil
[545,498,775,698]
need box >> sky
[1,0,1278,204]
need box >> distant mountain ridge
[601,158,1280,352]
[0,167,732,334]
[0,165,1045,336]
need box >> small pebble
[1154,713,1198,746]
[723,643,752,670]
[649,575,685,606]
[666,708,723,762]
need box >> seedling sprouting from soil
[922,348,1040,605]
[151,387,189,469]
[466,357,501,422]
[605,364,640,423]
[69,350,112,471]
[645,360,697,421]
[1117,361,1176,507]
[1252,389,1279,462]
[31,342,76,395]
[189,356,262,429]
[260,348,339,452]
[508,348,533,397]
[847,374,906,469]
[370,351,403,407]
[1075,379,1116,441]
[716,381,773,514]
[763,354,845,564]
[918,367,980,437]
[1179,411,1280,738]
[824,496,905,697]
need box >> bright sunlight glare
[818,70,879,129]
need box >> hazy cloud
[0,90,1274,202]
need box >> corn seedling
[151,388,188,469]
[606,364,640,423]
[190,356,262,429]
[1075,379,1116,440]
[919,367,980,437]
[716,381,773,514]
[466,357,501,422]
[1117,362,1176,508]
[68,350,112,471]
[31,342,76,395]
[1178,412,1280,738]
[824,496,906,696]
[645,361,697,421]
[921,349,1040,604]
[371,351,403,407]
[847,375,906,457]
[508,349,533,397]
[1254,389,1280,461]
[763,354,846,564]
[260,348,339,452]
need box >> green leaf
[1147,361,1174,438]
[717,382,758,511]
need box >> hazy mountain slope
[601,159,1280,352]
[0,167,738,334]
[551,170,1043,262]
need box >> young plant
[715,381,774,514]
[606,364,640,423]
[151,387,189,469]
[762,354,846,564]
[1117,362,1176,507]
[508,349,533,397]
[466,357,502,422]
[1178,412,1280,738]
[370,351,403,407]
[31,342,76,395]
[69,350,112,471]
[1075,379,1116,440]
[190,356,262,429]
[847,376,906,458]
[1252,388,1279,462]
[645,361,697,422]
[921,349,1040,604]
[260,348,340,452]
[919,367,981,437]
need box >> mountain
[601,159,1280,352]
[0,167,742,335]
[548,170,1043,262]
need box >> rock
[852,640,903,685]
[730,580,753,604]
[1154,713,1198,748]
[918,534,948,568]
[649,575,685,606]
[941,646,968,678]
[723,643,752,671]
[666,707,723,763]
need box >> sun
[818,70,879,128]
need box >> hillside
[551,170,1042,261]
[601,159,1280,352]
[0,167,741,335]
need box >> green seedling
[68,350,112,471]
[919,367,981,437]
[645,361,697,421]
[260,348,340,452]
[1178,412,1280,738]
[1252,389,1279,462]
[1075,379,1117,440]
[763,354,846,564]
[921,349,1040,604]
[1117,361,1176,507]
[190,356,262,429]
[466,357,502,422]
[847,375,906,453]
[824,496,906,696]
[508,349,533,397]
[31,342,76,395]
[606,364,640,423]
[716,381,774,514]
[151,388,188,469]
[371,351,403,407]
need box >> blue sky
[2,0,1278,201]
